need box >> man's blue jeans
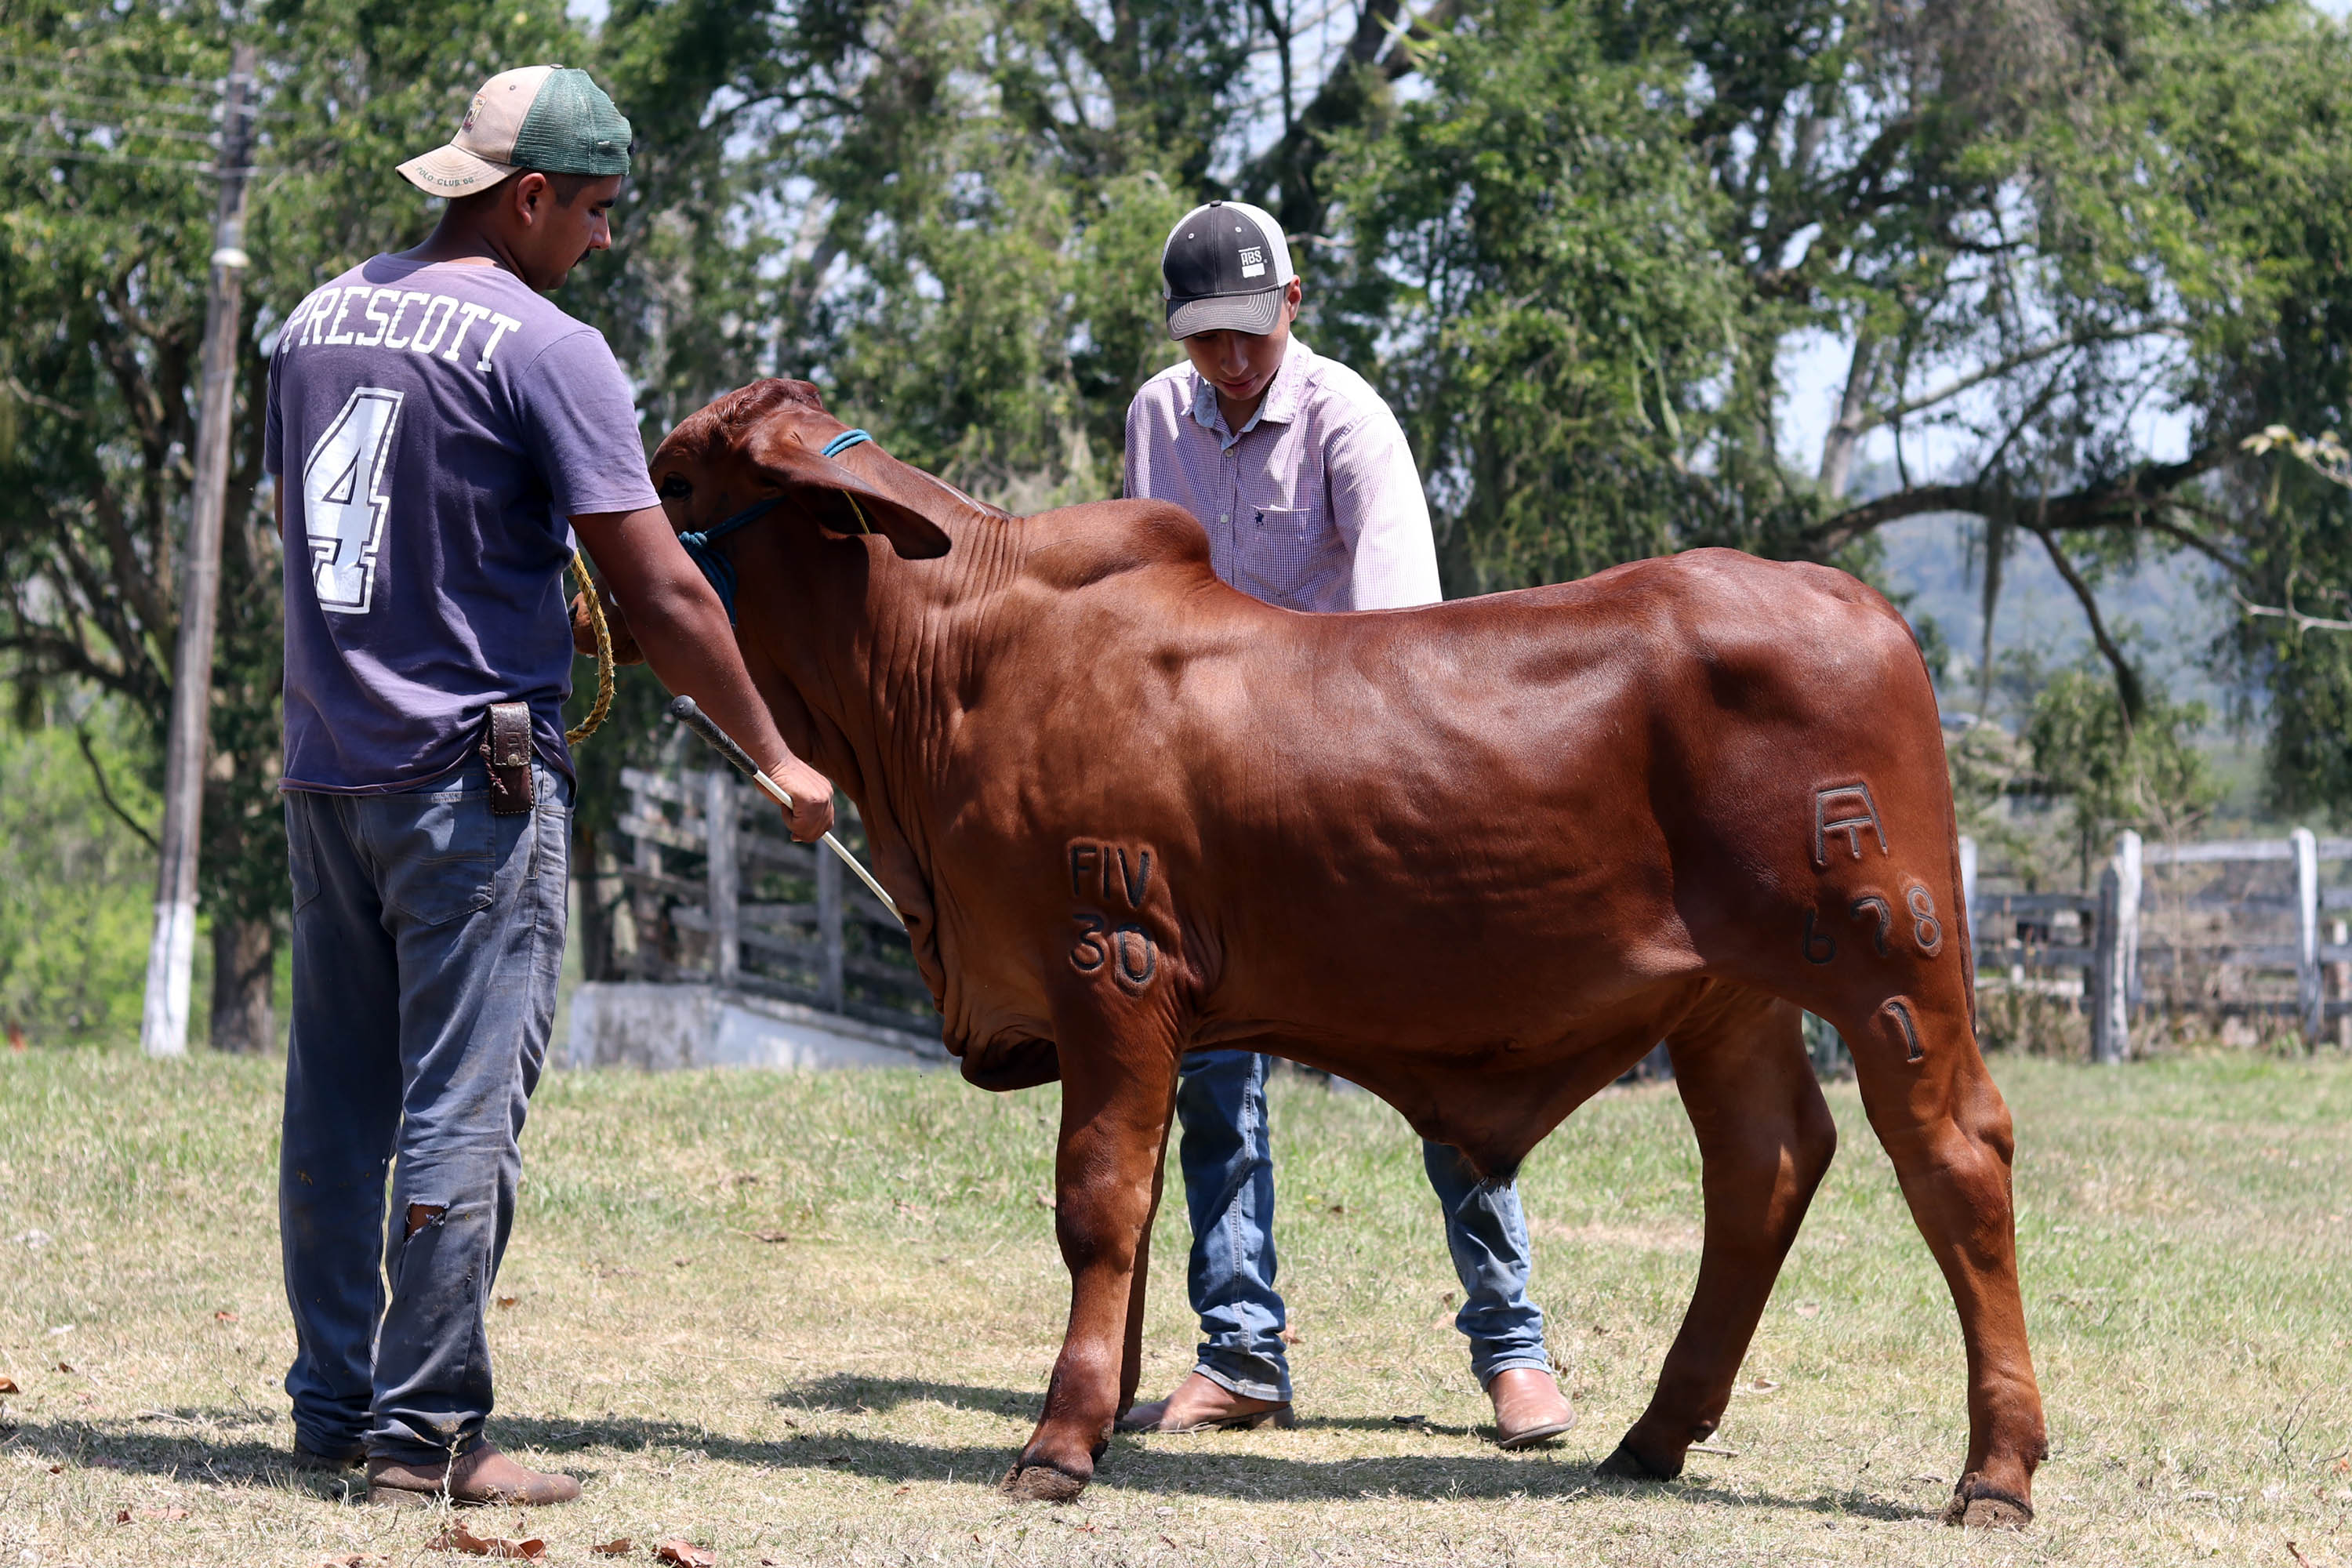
[278,757,570,1465]
[1176,1048,1550,1402]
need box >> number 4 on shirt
[303,386,403,615]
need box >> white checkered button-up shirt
[1123,336,1442,612]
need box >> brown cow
[615,378,2046,1526]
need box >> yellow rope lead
[567,546,615,747]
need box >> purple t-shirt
[263,254,659,793]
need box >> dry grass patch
[2,1050,2349,1566]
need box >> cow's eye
[657,473,692,501]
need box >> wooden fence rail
[611,765,935,1036]
[1961,828,2352,1062]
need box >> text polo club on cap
[397,65,633,198]
[1160,199,1297,340]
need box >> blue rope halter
[675,429,875,623]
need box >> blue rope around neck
[677,429,875,622]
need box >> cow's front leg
[1002,1002,1180,1502]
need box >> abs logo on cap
[1160,199,1295,340]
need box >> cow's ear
[745,433,953,561]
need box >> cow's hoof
[1940,1475,2034,1530]
[1595,1439,1675,1482]
[999,1461,1088,1503]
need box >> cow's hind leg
[1599,985,1837,1483]
[1834,987,2046,1527]
[1001,1001,1181,1503]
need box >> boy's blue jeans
[1177,1048,1551,1402]
[278,758,570,1465]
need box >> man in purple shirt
[1116,202,1576,1450]
[265,67,833,1507]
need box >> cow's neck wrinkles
[742,445,1025,953]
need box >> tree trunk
[1817,332,1876,500]
[207,912,275,1054]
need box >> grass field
[1,1048,2348,1567]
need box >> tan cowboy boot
[1116,1370,1297,1434]
[1488,1367,1575,1450]
[366,1442,581,1507]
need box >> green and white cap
[397,65,633,198]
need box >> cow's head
[648,378,953,561]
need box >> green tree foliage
[2026,665,2218,877]
[1320,0,2352,635]
[0,709,160,1042]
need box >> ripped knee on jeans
[404,1203,448,1240]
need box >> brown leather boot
[1488,1367,1575,1450]
[365,1442,581,1508]
[1116,1370,1296,1434]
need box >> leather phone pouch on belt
[481,701,535,816]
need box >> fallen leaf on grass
[893,1485,910,1495]
[1161,1535,1179,1549]
[748,1231,792,1244]
[215,1311,238,1323]
[590,1541,631,1557]
[0,1377,16,1394]
[1035,1190,1056,1210]
[56,1361,74,1373]
[495,1296,518,1309]
[1278,1325,1301,1345]
[46,1464,61,1474]
[429,1522,546,1559]
[317,1555,390,1567]
[653,1541,715,1567]
[1794,1303,1820,1319]
[115,1509,131,1523]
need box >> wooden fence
[1963,829,2352,1061]
[608,765,935,1035]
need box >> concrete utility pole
[141,42,258,1058]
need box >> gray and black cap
[1160,200,1296,339]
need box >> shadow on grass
[770,1374,1036,1418]
[2,1407,1929,1522]
[0,1412,369,1498]
[510,1408,1931,1520]
[768,1373,1492,1439]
